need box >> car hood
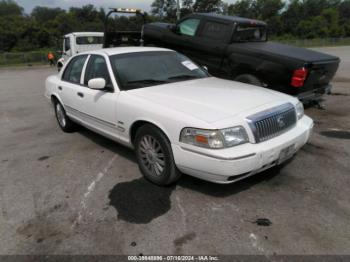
[232,41,339,63]
[128,77,294,123]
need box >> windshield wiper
[167,75,199,81]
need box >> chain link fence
[0,51,56,67]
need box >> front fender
[129,117,172,144]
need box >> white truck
[56,8,146,71]
[57,32,104,70]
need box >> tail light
[291,68,308,87]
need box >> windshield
[76,36,104,45]
[233,24,267,42]
[109,51,209,90]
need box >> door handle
[77,92,84,98]
[58,86,62,90]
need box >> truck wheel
[135,124,181,186]
[234,74,263,86]
[54,100,77,133]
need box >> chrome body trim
[65,105,117,129]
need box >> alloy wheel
[139,135,165,176]
[56,103,66,128]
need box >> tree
[252,0,284,20]
[31,7,65,23]
[151,0,165,17]
[151,0,177,20]
[0,0,23,16]
[281,0,303,35]
[227,0,255,18]
[193,0,224,12]
[182,0,194,9]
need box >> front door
[76,55,118,136]
[163,18,201,58]
[59,54,89,120]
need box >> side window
[178,19,200,36]
[84,55,112,88]
[64,37,71,52]
[62,55,88,84]
[200,21,230,41]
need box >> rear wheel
[135,124,181,186]
[54,100,76,132]
[234,74,263,86]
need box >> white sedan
[45,47,313,186]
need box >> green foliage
[151,0,177,20]
[193,0,224,12]
[0,0,23,16]
[225,0,349,38]
[1,0,350,53]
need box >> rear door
[59,55,89,119]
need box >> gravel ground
[0,47,349,255]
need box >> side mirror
[202,66,208,72]
[168,24,179,34]
[88,78,106,90]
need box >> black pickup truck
[143,13,340,102]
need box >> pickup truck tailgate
[303,58,340,91]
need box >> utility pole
[176,0,181,21]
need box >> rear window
[76,36,104,45]
[200,21,230,41]
[233,24,267,42]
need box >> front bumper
[172,115,313,184]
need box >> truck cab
[57,32,104,70]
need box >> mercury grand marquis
[45,47,313,186]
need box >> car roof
[83,46,174,56]
[194,13,267,26]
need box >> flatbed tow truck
[57,8,146,71]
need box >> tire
[234,74,263,86]
[135,124,181,186]
[53,100,76,133]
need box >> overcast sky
[15,0,237,14]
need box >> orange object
[48,52,55,60]
[195,135,208,144]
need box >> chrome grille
[246,103,297,143]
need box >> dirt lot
[0,46,349,255]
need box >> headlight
[295,101,304,120]
[180,126,248,149]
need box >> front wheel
[135,124,181,186]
